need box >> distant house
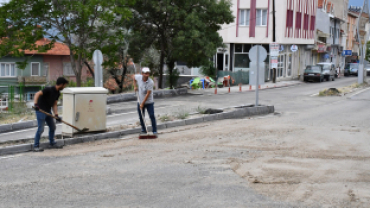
[0,38,89,103]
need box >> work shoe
[49,143,63,149]
[153,132,158,138]
[33,147,44,152]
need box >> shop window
[235,44,243,53]
[235,54,250,68]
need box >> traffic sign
[249,45,267,62]
[290,45,298,52]
[343,50,352,56]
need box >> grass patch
[196,105,207,114]
[173,108,190,120]
[158,114,173,122]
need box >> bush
[200,64,216,79]
[167,68,180,89]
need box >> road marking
[107,105,183,118]
[0,155,22,160]
[310,93,319,97]
[350,87,370,98]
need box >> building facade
[217,0,318,81]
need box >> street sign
[279,45,284,52]
[249,45,267,107]
[270,43,279,57]
[93,50,103,87]
[249,45,267,61]
[290,45,298,52]
[343,50,352,56]
[271,57,278,68]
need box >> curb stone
[165,120,186,128]
[0,144,32,156]
[95,131,121,140]
[0,124,12,133]
[0,105,274,156]
[184,117,204,125]
[203,114,218,122]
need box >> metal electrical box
[61,87,108,137]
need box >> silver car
[316,63,336,81]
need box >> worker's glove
[55,114,62,123]
[34,104,39,111]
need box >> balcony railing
[17,76,47,84]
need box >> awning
[317,30,330,38]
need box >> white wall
[219,0,316,45]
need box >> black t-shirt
[37,86,60,112]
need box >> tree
[366,41,370,62]
[0,2,54,69]
[128,0,234,88]
[1,0,135,86]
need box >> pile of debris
[319,88,342,96]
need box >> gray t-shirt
[135,74,154,104]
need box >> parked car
[304,65,324,82]
[316,63,335,81]
[366,67,370,76]
[344,63,359,76]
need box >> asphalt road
[0,76,369,207]
[0,77,359,143]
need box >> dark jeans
[137,103,157,133]
[34,111,56,148]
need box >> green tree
[0,1,54,69]
[128,0,234,88]
[366,41,370,62]
[1,0,134,86]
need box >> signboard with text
[269,43,279,69]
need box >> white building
[216,0,318,81]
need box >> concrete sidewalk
[188,80,302,95]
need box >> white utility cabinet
[61,87,108,137]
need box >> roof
[24,38,70,56]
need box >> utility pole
[272,0,276,42]
[356,0,369,84]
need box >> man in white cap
[133,67,158,135]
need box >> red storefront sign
[318,44,326,53]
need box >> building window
[27,93,36,101]
[43,62,49,76]
[0,97,7,109]
[0,63,17,77]
[63,62,74,76]
[256,9,268,26]
[239,9,250,26]
[31,63,40,76]
[239,9,267,26]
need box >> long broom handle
[136,92,149,133]
[32,106,83,131]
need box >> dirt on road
[39,111,370,208]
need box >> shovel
[32,106,89,132]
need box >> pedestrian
[33,77,69,152]
[133,67,158,136]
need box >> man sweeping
[33,77,69,152]
[133,67,158,138]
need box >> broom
[136,92,157,139]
